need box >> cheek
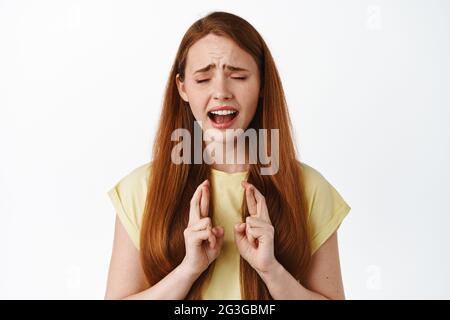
[186,91,208,119]
[236,84,260,118]
[242,103,258,125]
[189,105,206,121]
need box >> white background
[1,0,449,299]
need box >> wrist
[178,259,204,281]
[257,260,284,283]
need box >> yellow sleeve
[107,163,151,250]
[301,162,351,255]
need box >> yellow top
[107,162,351,299]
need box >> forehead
[186,34,257,73]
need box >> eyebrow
[194,63,249,74]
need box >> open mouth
[207,109,239,125]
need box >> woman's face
[176,33,261,137]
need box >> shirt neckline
[210,167,249,176]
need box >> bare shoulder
[104,215,149,299]
[303,230,346,300]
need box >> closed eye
[195,77,247,84]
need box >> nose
[212,76,233,101]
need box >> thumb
[215,229,225,251]
[212,226,224,239]
[211,226,224,250]
[234,223,250,253]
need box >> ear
[176,73,189,102]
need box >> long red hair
[140,11,312,299]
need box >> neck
[211,162,249,173]
[206,140,250,173]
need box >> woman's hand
[181,179,225,276]
[234,181,278,274]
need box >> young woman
[105,11,351,300]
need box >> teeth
[210,110,237,116]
